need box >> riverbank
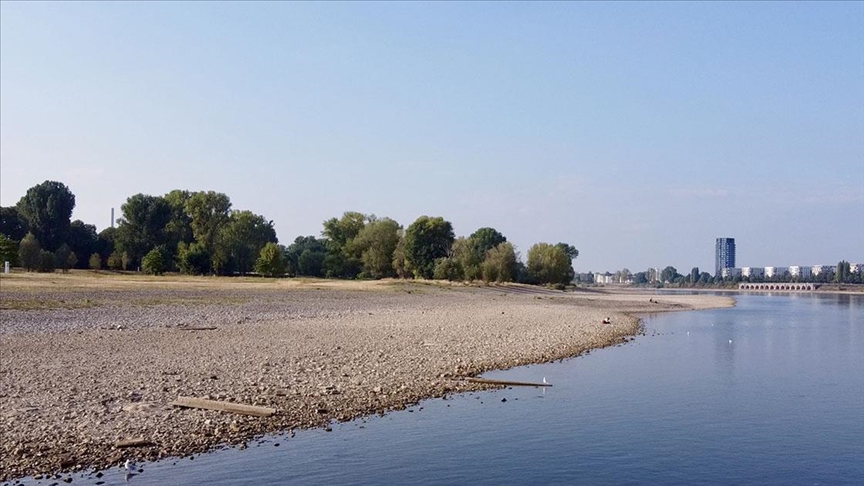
[0,273,733,480]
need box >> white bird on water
[542,377,548,385]
[125,459,134,471]
[729,339,733,344]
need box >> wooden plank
[114,438,154,448]
[171,396,276,417]
[461,377,552,388]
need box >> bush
[89,253,102,271]
[255,242,286,277]
[141,247,168,275]
[19,233,41,271]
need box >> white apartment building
[765,266,789,278]
[789,266,812,279]
[811,265,836,276]
[741,267,765,278]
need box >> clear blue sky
[2,2,862,273]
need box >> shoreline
[0,275,734,481]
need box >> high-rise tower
[715,238,736,275]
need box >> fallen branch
[460,377,552,388]
[177,326,218,331]
[171,396,276,417]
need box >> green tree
[403,216,455,279]
[176,242,211,275]
[392,233,410,278]
[219,210,277,275]
[15,181,76,252]
[0,206,28,241]
[115,194,172,268]
[470,227,507,257]
[835,261,851,283]
[661,266,680,283]
[18,233,41,271]
[690,267,700,285]
[482,242,517,283]
[97,227,117,263]
[186,191,232,270]
[164,189,195,253]
[285,236,327,277]
[55,244,73,273]
[89,253,102,271]
[66,220,98,269]
[0,234,19,266]
[433,257,463,281]
[526,242,572,285]
[38,250,56,273]
[142,247,168,275]
[255,242,286,277]
[321,212,366,278]
[450,237,478,281]
[349,217,401,279]
[107,250,125,270]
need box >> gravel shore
[0,274,733,481]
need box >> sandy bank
[0,274,733,480]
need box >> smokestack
[111,208,114,228]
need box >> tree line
[0,180,579,285]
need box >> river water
[23,293,864,485]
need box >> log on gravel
[171,396,276,417]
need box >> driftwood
[177,326,218,331]
[114,438,154,448]
[171,396,276,417]
[461,377,552,387]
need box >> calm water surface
[27,293,864,485]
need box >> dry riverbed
[0,273,733,481]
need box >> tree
[433,257,463,281]
[0,234,19,266]
[482,242,517,283]
[186,191,232,269]
[55,244,73,273]
[67,220,98,269]
[690,267,700,285]
[0,206,28,241]
[661,266,680,283]
[321,212,366,278]
[285,236,327,277]
[18,233,41,271]
[219,210,277,275]
[115,194,172,268]
[526,243,572,285]
[164,189,195,252]
[835,261,851,284]
[255,242,286,277]
[403,216,455,279]
[176,242,211,275]
[450,237,478,281]
[97,227,117,263]
[38,250,56,273]
[633,272,649,285]
[107,250,125,270]
[15,181,76,252]
[89,253,102,271]
[142,247,168,275]
[349,218,401,279]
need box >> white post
[4,261,9,274]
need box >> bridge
[738,283,816,291]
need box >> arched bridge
[739,283,816,291]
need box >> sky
[1,2,862,273]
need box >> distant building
[721,267,742,278]
[851,263,864,274]
[765,266,789,279]
[789,266,812,279]
[715,238,736,275]
[742,267,765,278]
[812,264,836,277]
